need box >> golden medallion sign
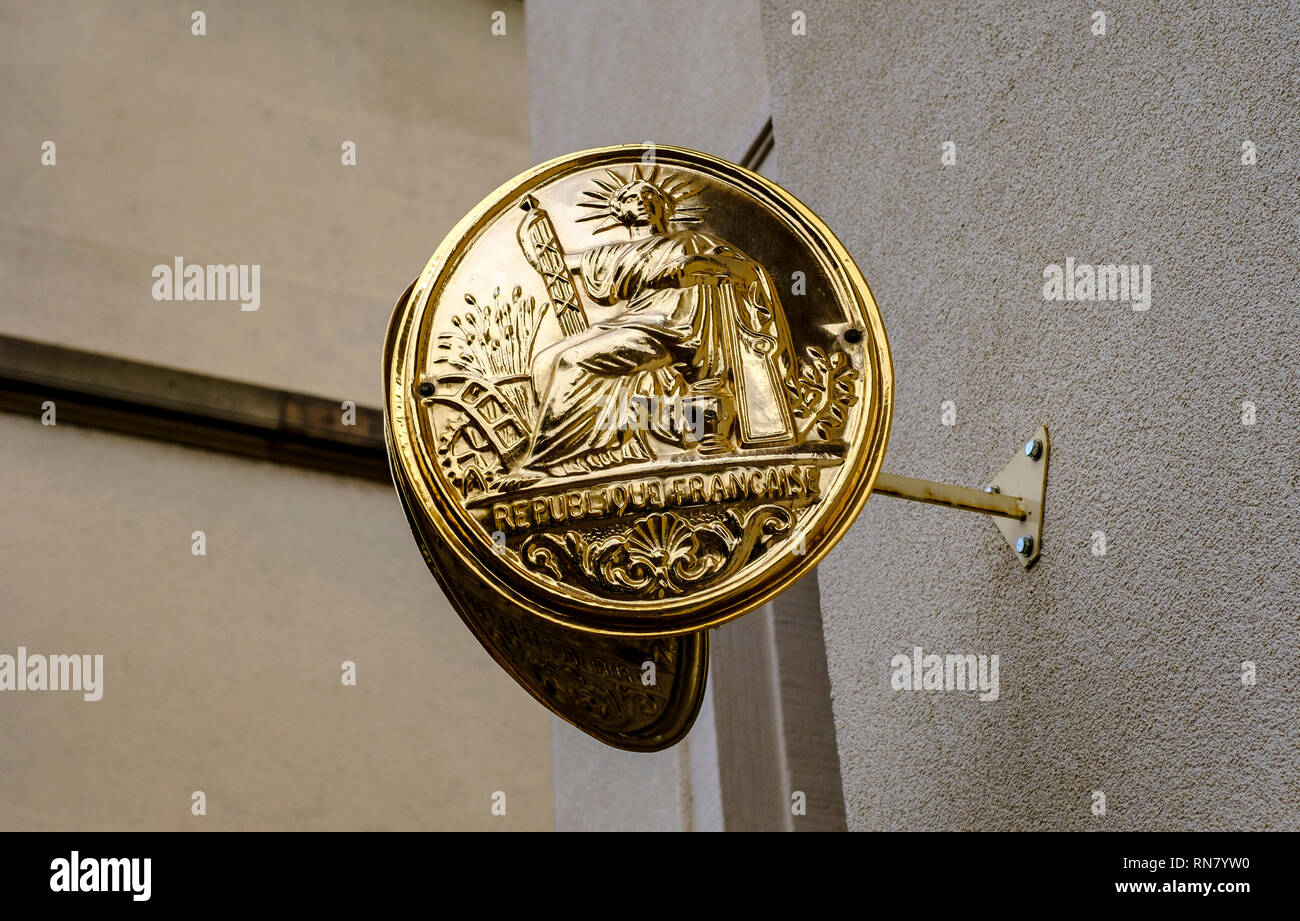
[386,144,894,748]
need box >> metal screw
[984,485,1000,494]
[1024,439,1043,460]
[416,381,434,397]
[1016,535,1034,556]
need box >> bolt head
[1016,535,1034,556]
[1024,439,1043,460]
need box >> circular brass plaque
[386,145,892,638]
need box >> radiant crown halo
[575,164,708,234]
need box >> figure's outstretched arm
[670,250,760,289]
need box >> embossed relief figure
[518,167,798,477]
[389,145,888,742]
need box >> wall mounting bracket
[871,425,1049,569]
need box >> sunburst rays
[574,164,707,235]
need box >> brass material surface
[385,278,708,751]
[385,145,893,641]
[383,144,1053,749]
[872,471,1026,520]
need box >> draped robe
[527,228,794,476]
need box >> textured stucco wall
[760,0,1298,829]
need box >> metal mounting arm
[871,426,1049,569]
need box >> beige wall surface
[9,0,1291,836]
[1,0,530,404]
[526,0,771,162]
[1,0,553,831]
[760,0,1298,829]
[0,415,553,830]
